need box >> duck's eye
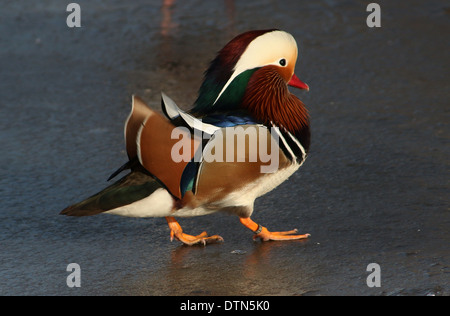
[279,58,287,66]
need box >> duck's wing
[60,166,162,216]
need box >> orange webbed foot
[253,226,310,241]
[240,217,310,242]
[166,217,224,246]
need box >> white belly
[194,162,301,217]
[105,188,174,218]
[224,163,300,207]
[105,163,301,218]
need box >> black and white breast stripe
[270,122,307,165]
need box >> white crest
[213,30,298,105]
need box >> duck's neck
[241,67,310,152]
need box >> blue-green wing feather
[60,169,162,216]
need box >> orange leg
[165,217,224,246]
[239,217,310,241]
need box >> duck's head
[193,29,309,121]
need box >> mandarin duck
[61,29,311,246]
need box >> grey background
[0,0,448,295]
